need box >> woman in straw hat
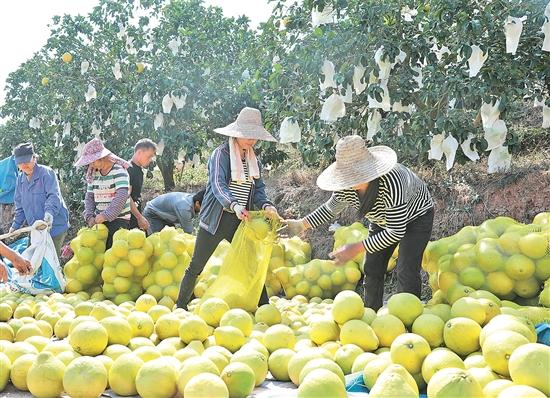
[284,135,434,310]
[75,138,132,249]
[176,107,279,309]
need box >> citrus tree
[254,0,549,168]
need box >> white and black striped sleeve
[304,191,349,228]
[362,202,408,253]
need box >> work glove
[44,212,53,226]
[233,204,249,221]
[282,219,308,237]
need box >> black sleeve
[127,165,143,203]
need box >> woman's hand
[11,255,32,275]
[95,214,107,224]
[0,263,8,282]
[233,204,249,221]
[329,242,365,265]
[138,215,150,231]
[87,217,96,227]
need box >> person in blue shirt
[143,189,205,234]
[9,143,70,256]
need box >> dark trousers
[105,218,130,250]
[363,208,434,311]
[176,211,269,309]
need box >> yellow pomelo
[467,366,499,388]
[109,353,143,396]
[480,315,536,346]
[198,298,230,327]
[267,348,294,381]
[387,293,423,327]
[443,317,481,356]
[10,353,37,391]
[0,352,10,391]
[154,313,181,340]
[220,309,254,337]
[482,379,514,398]
[15,323,45,341]
[127,311,154,338]
[159,252,178,269]
[476,239,504,273]
[458,267,485,289]
[128,250,147,267]
[299,358,345,385]
[412,314,445,349]
[477,298,501,324]
[481,330,529,376]
[69,321,108,356]
[504,254,536,281]
[176,356,219,393]
[390,333,431,375]
[61,52,73,63]
[214,326,246,353]
[334,343,364,375]
[231,349,268,387]
[135,294,157,312]
[513,277,540,298]
[286,347,331,385]
[297,368,346,398]
[264,324,296,352]
[464,352,486,369]
[427,304,452,322]
[518,233,547,259]
[255,304,282,326]
[368,364,419,398]
[221,361,255,398]
[331,290,364,325]
[100,316,132,346]
[362,355,392,389]
[27,352,65,398]
[498,385,547,398]
[508,343,550,396]
[427,367,483,397]
[111,240,129,258]
[147,304,170,322]
[63,356,107,398]
[80,230,98,248]
[421,348,465,383]
[127,229,146,249]
[135,357,178,398]
[184,373,228,398]
[339,320,379,352]
[351,352,378,373]
[450,297,486,325]
[309,317,340,345]
[179,315,209,343]
[102,344,131,361]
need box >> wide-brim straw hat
[214,107,277,142]
[316,135,397,191]
[75,138,113,167]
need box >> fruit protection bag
[202,211,280,311]
[2,224,66,294]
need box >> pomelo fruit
[481,330,529,376]
[135,357,178,398]
[63,356,108,398]
[387,293,423,327]
[221,362,255,398]
[27,351,65,398]
[421,348,465,383]
[427,367,483,397]
[297,368,346,398]
[443,317,481,356]
[508,343,550,396]
[390,333,431,375]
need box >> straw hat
[74,138,112,167]
[214,107,277,142]
[316,135,397,191]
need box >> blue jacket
[199,142,272,235]
[12,164,70,238]
[0,156,17,204]
[144,192,195,234]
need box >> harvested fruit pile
[423,213,550,307]
[0,289,548,397]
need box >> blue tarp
[0,155,18,204]
[345,322,550,396]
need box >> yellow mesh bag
[202,211,280,311]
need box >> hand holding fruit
[95,213,107,224]
[264,205,280,219]
[329,242,365,265]
[0,263,7,282]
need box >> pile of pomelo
[101,229,153,305]
[142,227,194,305]
[63,224,108,294]
[423,213,550,307]
[1,286,548,398]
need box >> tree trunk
[158,156,175,191]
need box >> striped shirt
[86,164,131,220]
[305,164,433,253]
[228,159,253,208]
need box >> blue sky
[0,0,274,106]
